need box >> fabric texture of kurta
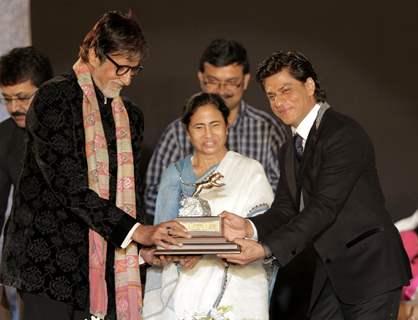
[0,72,144,317]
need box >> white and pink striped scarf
[73,59,142,320]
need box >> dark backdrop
[31,0,418,221]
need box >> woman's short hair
[181,92,230,128]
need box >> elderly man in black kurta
[0,11,188,320]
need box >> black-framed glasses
[0,90,37,106]
[105,54,144,76]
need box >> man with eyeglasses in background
[0,46,53,320]
[0,11,189,320]
[144,39,288,217]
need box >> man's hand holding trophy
[155,171,240,255]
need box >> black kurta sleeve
[255,123,369,266]
[25,79,137,247]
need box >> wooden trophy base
[155,216,240,255]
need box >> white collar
[292,103,321,141]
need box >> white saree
[143,151,274,320]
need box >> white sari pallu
[143,151,274,320]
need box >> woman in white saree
[143,92,274,320]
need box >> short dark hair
[198,39,249,74]
[79,11,148,63]
[0,46,53,87]
[181,92,230,128]
[256,50,326,102]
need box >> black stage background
[31,0,418,221]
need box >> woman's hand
[140,247,173,267]
[140,249,201,270]
[172,255,202,270]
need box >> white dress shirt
[292,103,321,148]
[250,103,321,254]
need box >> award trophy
[155,172,240,255]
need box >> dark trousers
[310,278,402,320]
[269,247,316,319]
[20,292,90,320]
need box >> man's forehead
[1,80,37,95]
[265,70,299,87]
[264,78,286,92]
[202,62,244,75]
[108,51,141,65]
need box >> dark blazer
[0,118,25,236]
[0,72,144,310]
[251,106,411,305]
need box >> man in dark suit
[219,50,411,319]
[0,46,53,320]
[0,46,53,237]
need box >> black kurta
[0,72,144,315]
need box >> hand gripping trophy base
[155,171,240,255]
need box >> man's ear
[197,71,204,87]
[243,73,251,90]
[305,77,316,96]
[87,48,101,68]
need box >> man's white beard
[101,81,122,98]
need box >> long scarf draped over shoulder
[73,59,142,320]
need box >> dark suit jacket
[251,106,411,305]
[0,72,144,310]
[0,118,25,236]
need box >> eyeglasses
[202,77,243,91]
[106,54,144,76]
[0,90,37,106]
